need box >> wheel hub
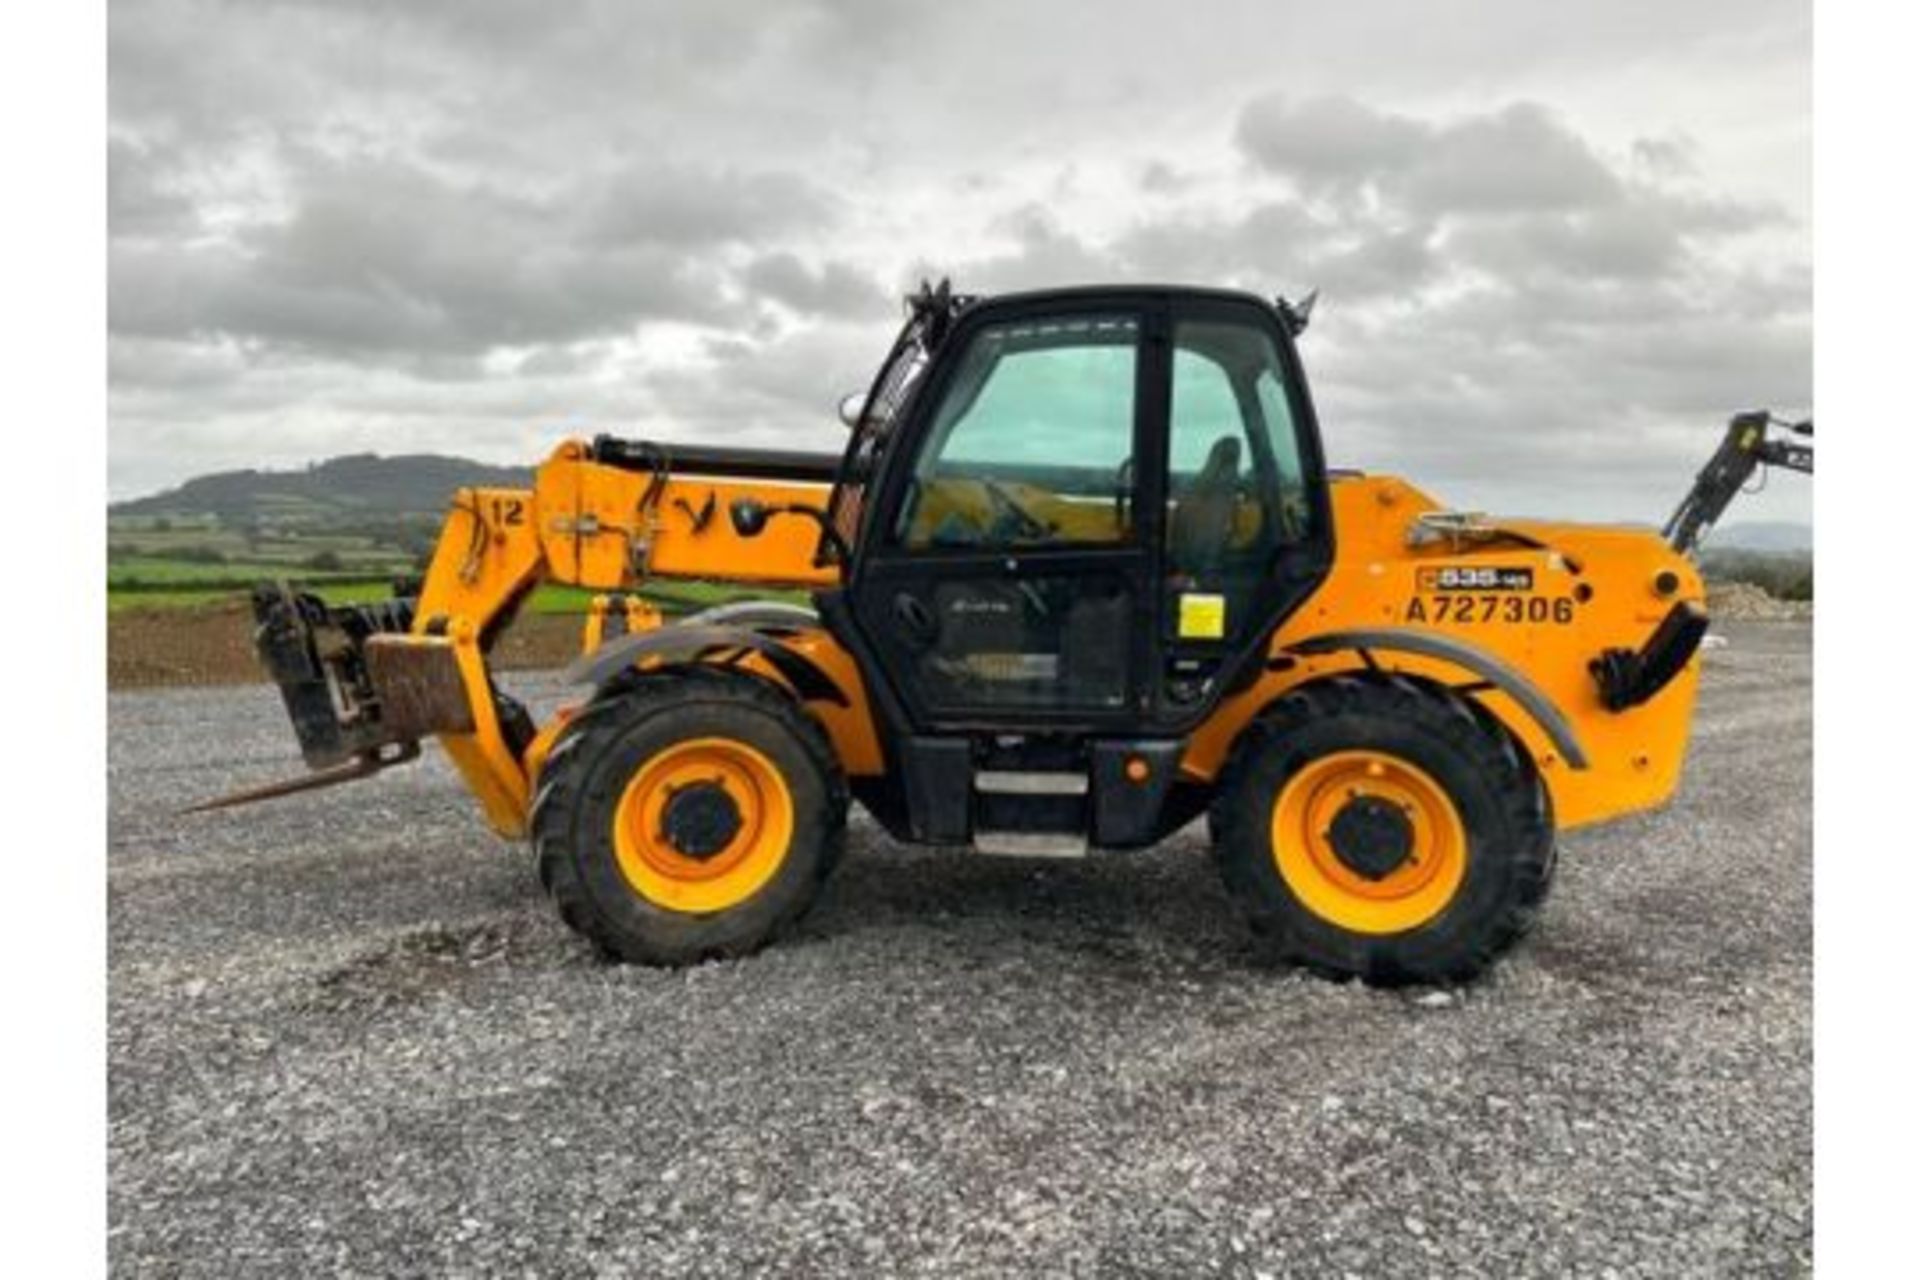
[1326,795,1415,881]
[659,781,742,860]
[1268,750,1469,935]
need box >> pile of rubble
[1707,580,1813,621]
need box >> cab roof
[905,280,1313,335]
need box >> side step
[973,771,1089,796]
[971,831,1089,859]
[900,735,1186,852]
[972,770,1090,857]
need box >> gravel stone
[108,622,1812,1276]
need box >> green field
[107,570,791,617]
[104,460,819,625]
[106,508,799,615]
[108,555,408,586]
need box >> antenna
[1276,288,1319,335]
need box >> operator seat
[1168,435,1241,578]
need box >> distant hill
[111,453,534,522]
[1709,521,1813,553]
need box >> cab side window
[895,316,1139,549]
[1164,318,1312,642]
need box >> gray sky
[108,0,1811,526]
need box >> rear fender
[1286,628,1589,770]
[1184,620,1700,831]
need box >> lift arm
[1663,410,1813,556]
[216,436,845,831]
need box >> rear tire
[1210,675,1553,985]
[531,668,847,965]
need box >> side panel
[529,442,841,591]
[1181,475,1706,830]
[761,629,887,777]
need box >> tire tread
[530,667,848,965]
[1210,675,1554,984]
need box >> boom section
[413,438,839,632]
[204,437,845,832]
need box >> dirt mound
[1707,580,1812,622]
[305,916,573,1014]
[108,602,586,689]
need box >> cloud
[1447,206,1683,283]
[1632,134,1700,179]
[108,155,851,360]
[107,136,198,240]
[1237,95,1620,215]
[1234,94,1427,188]
[106,0,1811,527]
[1401,103,1622,215]
[584,167,839,250]
[910,94,1804,522]
[743,253,887,318]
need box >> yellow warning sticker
[1177,592,1226,639]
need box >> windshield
[823,309,938,562]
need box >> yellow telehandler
[204,282,1811,983]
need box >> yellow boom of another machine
[206,282,1810,984]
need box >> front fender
[565,620,849,708]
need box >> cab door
[847,303,1160,729]
[1156,298,1333,713]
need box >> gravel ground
[107,623,1812,1277]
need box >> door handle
[892,592,937,647]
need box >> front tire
[531,668,847,965]
[1210,675,1553,985]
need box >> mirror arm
[729,497,852,566]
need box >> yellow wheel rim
[611,737,794,914]
[1270,750,1468,935]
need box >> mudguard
[565,618,849,707]
[1286,627,1590,770]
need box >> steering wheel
[981,477,1052,542]
[1276,486,1310,542]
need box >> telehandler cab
[209,282,1810,983]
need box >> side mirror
[729,497,770,538]
[837,391,867,429]
[725,498,854,564]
